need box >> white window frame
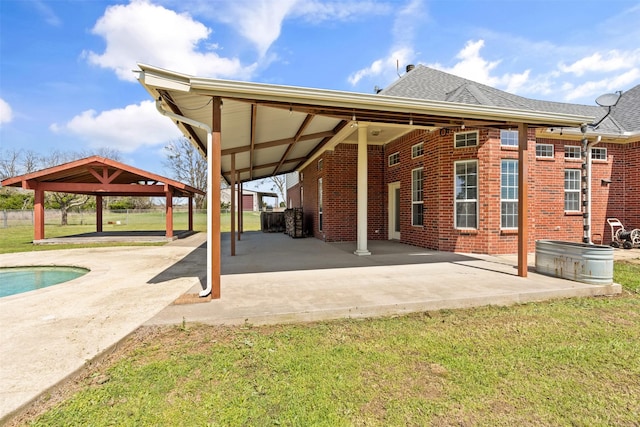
[454,160,478,229]
[318,177,323,231]
[564,145,581,159]
[411,167,424,226]
[501,159,518,229]
[411,142,424,158]
[536,144,554,158]
[317,158,323,171]
[591,147,607,161]
[500,130,518,147]
[388,152,400,167]
[564,169,581,212]
[454,131,478,148]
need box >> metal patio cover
[136,63,594,183]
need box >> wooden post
[211,96,222,299]
[96,195,103,233]
[33,187,45,241]
[237,176,242,240]
[188,196,193,231]
[517,123,529,277]
[166,191,173,238]
[230,154,236,256]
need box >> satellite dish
[595,92,620,107]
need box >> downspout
[155,98,213,297]
[580,124,602,244]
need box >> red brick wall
[290,129,639,254]
[622,141,640,232]
[295,144,385,242]
[287,183,302,208]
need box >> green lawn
[13,263,640,426]
[0,211,262,254]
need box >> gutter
[138,63,594,127]
[155,98,213,298]
[580,123,603,245]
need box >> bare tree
[0,148,22,180]
[163,138,207,209]
[260,174,287,206]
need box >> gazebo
[1,156,204,241]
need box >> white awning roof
[137,63,594,183]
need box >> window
[500,130,518,147]
[411,142,424,158]
[388,152,400,166]
[564,169,581,212]
[455,131,478,148]
[318,178,323,231]
[564,145,581,159]
[501,160,518,229]
[411,168,424,226]
[536,144,554,158]
[454,160,478,229]
[591,147,607,160]
[317,159,323,171]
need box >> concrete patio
[0,230,628,422]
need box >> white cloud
[348,47,414,86]
[563,68,640,102]
[85,0,253,81]
[50,100,182,152]
[559,50,640,77]
[430,40,501,86]
[293,0,392,22]
[347,0,423,87]
[0,98,13,125]
[31,0,62,26]
[216,0,298,57]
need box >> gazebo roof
[1,156,204,198]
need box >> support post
[354,123,371,256]
[96,195,103,233]
[210,97,222,299]
[237,177,242,240]
[230,154,236,256]
[166,191,173,238]
[188,196,193,231]
[517,123,529,277]
[34,187,45,241]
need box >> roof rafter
[274,113,315,175]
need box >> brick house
[138,62,628,297]
[286,65,640,254]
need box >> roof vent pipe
[406,64,415,73]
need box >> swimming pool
[0,266,89,298]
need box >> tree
[260,174,287,206]
[0,147,123,225]
[163,138,207,209]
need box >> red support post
[96,195,103,233]
[166,192,174,238]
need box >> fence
[0,209,208,229]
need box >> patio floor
[147,231,623,326]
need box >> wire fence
[0,209,208,229]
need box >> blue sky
[1,0,639,188]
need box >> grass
[0,211,262,254]
[12,262,640,426]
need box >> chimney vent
[406,64,415,73]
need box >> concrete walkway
[0,231,629,422]
[0,236,205,421]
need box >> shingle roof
[380,65,639,134]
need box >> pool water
[0,266,89,298]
